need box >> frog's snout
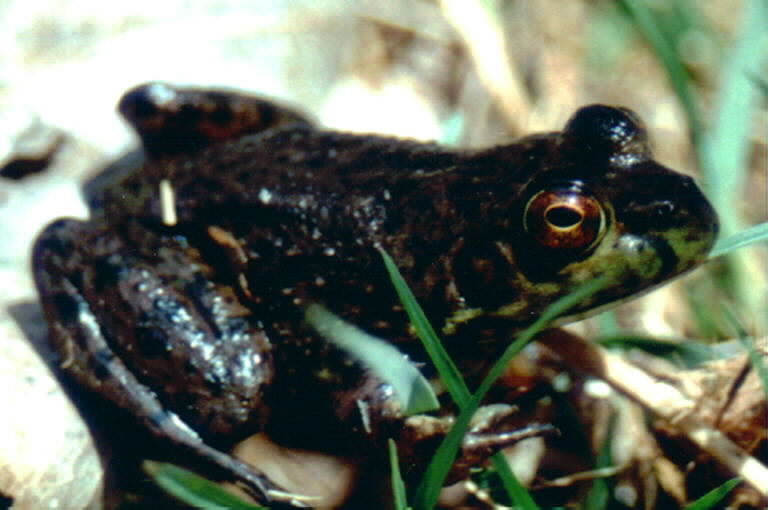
[615,171,719,282]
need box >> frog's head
[454,105,719,325]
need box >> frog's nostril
[652,201,675,218]
[620,200,679,231]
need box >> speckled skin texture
[32,83,718,503]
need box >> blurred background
[0,1,765,508]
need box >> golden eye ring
[523,188,606,252]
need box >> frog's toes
[450,421,556,483]
[398,405,555,484]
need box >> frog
[32,82,719,507]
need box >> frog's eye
[523,188,605,252]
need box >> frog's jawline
[552,262,702,327]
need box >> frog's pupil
[546,206,582,228]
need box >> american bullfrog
[32,83,719,506]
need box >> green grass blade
[490,455,540,510]
[709,222,768,259]
[683,477,741,510]
[412,399,476,510]
[754,74,768,96]
[379,248,472,405]
[701,0,768,234]
[412,278,608,509]
[582,416,615,510]
[619,0,704,147]
[144,461,267,509]
[389,439,411,510]
[305,303,439,415]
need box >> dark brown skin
[32,83,719,506]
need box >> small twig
[159,179,177,226]
[714,356,752,428]
[539,466,624,488]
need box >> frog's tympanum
[33,83,718,506]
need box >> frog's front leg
[32,219,307,507]
[266,333,552,492]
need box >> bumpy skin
[32,83,718,505]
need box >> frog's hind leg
[32,218,310,508]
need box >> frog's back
[103,124,537,226]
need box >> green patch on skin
[664,225,715,270]
[492,295,533,319]
[442,307,484,335]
